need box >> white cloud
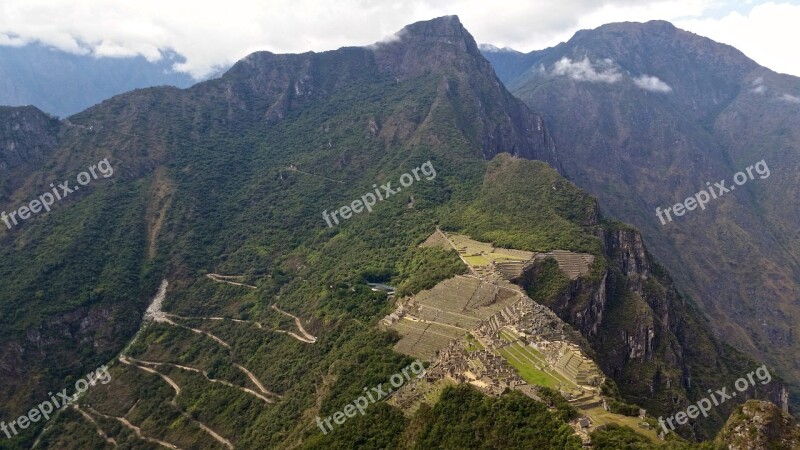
[750,77,767,93]
[0,1,797,78]
[364,28,408,50]
[552,57,622,83]
[676,2,800,77]
[779,93,800,103]
[633,75,673,92]
[478,44,518,53]
[0,34,27,47]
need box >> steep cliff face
[603,227,663,364]
[0,106,59,170]
[520,222,788,439]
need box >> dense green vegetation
[523,257,571,302]
[394,247,468,297]
[0,175,162,425]
[600,379,642,417]
[440,156,603,255]
[412,385,582,449]
[591,424,717,450]
[537,386,580,422]
[18,141,619,449]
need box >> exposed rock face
[717,400,800,450]
[604,227,659,363]
[519,222,789,439]
[373,15,481,80]
[0,106,58,170]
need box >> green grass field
[584,406,660,442]
[504,341,575,386]
[498,346,561,388]
[524,345,545,360]
[499,330,517,343]
[499,343,659,442]
[464,255,490,266]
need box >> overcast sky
[1,0,798,78]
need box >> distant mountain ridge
[0,43,197,117]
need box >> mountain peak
[570,19,678,42]
[370,15,469,51]
[595,19,677,32]
[478,44,520,54]
[397,15,465,40]
[569,19,755,70]
[378,15,475,50]
[370,15,485,80]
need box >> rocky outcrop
[716,400,800,450]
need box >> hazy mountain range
[0,43,196,117]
